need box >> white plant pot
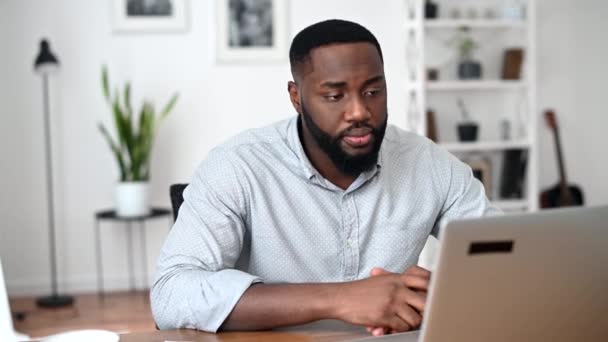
[115,182,150,217]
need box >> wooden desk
[119,329,369,342]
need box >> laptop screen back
[420,206,608,342]
[0,259,16,342]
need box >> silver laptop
[355,205,608,342]
[0,259,17,342]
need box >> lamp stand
[35,73,73,308]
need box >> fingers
[373,296,421,334]
[401,274,430,292]
[363,266,428,334]
[366,317,408,335]
[366,301,423,335]
[371,327,389,336]
[368,266,429,312]
[370,267,392,277]
[387,314,412,333]
[405,265,431,280]
[368,326,391,336]
[370,265,431,281]
[402,287,427,313]
[394,301,423,331]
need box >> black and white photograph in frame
[112,0,188,33]
[217,0,288,62]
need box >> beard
[300,101,388,177]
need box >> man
[151,19,498,335]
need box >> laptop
[0,259,17,342]
[354,205,608,341]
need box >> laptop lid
[0,259,17,342]
[420,206,608,342]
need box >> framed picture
[467,159,492,198]
[216,0,288,62]
[111,0,189,33]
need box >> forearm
[221,282,343,331]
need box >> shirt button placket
[347,197,359,280]
[342,194,357,281]
[340,194,350,281]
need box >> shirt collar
[287,116,318,180]
[286,115,384,183]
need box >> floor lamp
[34,39,74,308]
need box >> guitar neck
[551,125,573,203]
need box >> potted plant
[456,98,479,142]
[99,66,178,217]
[456,27,482,80]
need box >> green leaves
[454,27,477,59]
[98,123,127,181]
[101,66,110,103]
[124,82,132,121]
[99,65,178,182]
[160,93,179,122]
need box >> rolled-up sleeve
[151,148,262,332]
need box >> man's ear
[287,81,302,114]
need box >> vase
[457,122,479,142]
[458,59,483,80]
[115,182,150,217]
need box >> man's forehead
[298,42,383,83]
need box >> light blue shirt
[151,116,498,332]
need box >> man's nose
[345,95,371,122]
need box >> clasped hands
[335,265,431,336]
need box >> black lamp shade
[34,39,59,70]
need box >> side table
[94,208,172,297]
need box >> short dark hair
[289,19,383,78]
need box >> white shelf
[426,80,526,91]
[492,199,530,212]
[404,0,538,212]
[440,140,531,152]
[424,19,526,29]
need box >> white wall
[536,0,608,205]
[0,0,409,295]
[0,0,606,295]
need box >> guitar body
[539,109,585,209]
[540,184,584,209]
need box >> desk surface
[119,329,369,342]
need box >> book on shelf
[500,149,528,199]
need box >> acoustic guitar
[540,110,584,208]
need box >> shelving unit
[404,0,538,212]
[439,140,531,152]
[424,19,526,29]
[426,80,526,91]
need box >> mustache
[337,122,376,139]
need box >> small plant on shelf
[454,27,483,80]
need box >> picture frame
[111,0,189,33]
[216,0,288,62]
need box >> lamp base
[36,294,74,308]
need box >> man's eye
[323,94,343,102]
[363,89,382,97]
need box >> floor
[9,290,156,339]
